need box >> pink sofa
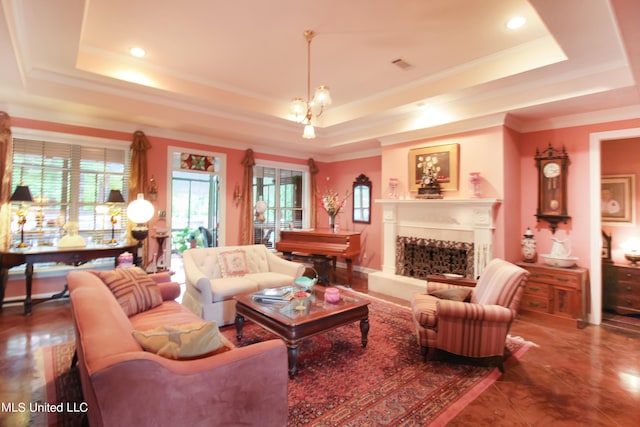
[67,269,288,427]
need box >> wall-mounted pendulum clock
[535,143,570,233]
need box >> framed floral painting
[601,174,635,224]
[408,143,459,192]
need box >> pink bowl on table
[324,287,341,303]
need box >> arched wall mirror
[353,174,371,224]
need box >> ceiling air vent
[391,58,412,70]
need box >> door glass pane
[171,156,220,253]
[254,165,305,246]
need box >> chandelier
[290,30,331,139]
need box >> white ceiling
[1,0,639,159]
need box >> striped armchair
[411,258,529,370]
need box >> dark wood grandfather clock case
[535,143,571,233]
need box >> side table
[517,262,590,328]
[602,262,640,315]
[153,234,169,271]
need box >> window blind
[11,138,130,244]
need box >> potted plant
[173,227,202,254]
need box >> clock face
[543,162,561,178]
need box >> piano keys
[276,229,361,285]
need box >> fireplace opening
[396,236,474,279]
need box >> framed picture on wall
[601,174,635,225]
[408,143,459,192]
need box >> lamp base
[131,227,149,242]
[624,252,640,266]
[16,241,28,248]
[131,226,149,268]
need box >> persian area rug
[32,341,83,427]
[33,296,531,427]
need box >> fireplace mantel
[369,198,502,301]
[376,198,501,231]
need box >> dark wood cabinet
[602,263,640,315]
[517,263,589,328]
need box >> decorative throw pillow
[96,267,163,317]
[132,321,228,360]
[218,250,249,277]
[429,287,472,302]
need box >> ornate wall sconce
[148,176,158,201]
[233,184,242,207]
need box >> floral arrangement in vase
[418,155,441,186]
[416,155,443,198]
[319,188,350,230]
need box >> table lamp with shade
[106,189,125,244]
[127,193,155,266]
[10,184,34,248]
[621,237,640,265]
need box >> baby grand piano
[276,229,361,285]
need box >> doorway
[598,133,640,332]
[589,127,640,326]
[165,147,227,271]
[171,170,220,248]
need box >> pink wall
[379,128,506,200]
[379,126,512,261]
[141,135,245,246]
[11,118,311,248]
[502,126,523,261]
[519,118,640,269]
[377,118,640,272]
[316,156,382,270]
[5,117,382,298]
[8,114,640,301]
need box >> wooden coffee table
[234,286,370,378]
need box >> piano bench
[283,252,334,286]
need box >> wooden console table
[0,243,137,315]
[517,262,590,328]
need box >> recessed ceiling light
[130,47,146,58]
[506,16,526,30]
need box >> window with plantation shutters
[11,138,130,245]
[253,163,308,247]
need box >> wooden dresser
[516,262,589,328]
[602,263,640,315]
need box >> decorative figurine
[58,221,87,248]
[521,227,537,263]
